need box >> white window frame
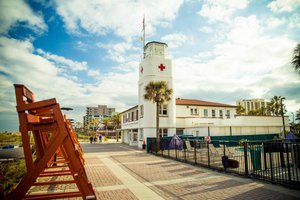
[140,105,144,118]
[159,128,168,137]
[204,109,208,117]
[226,110,230,118]
[212,110,216,118]
[159,104,168,116]
[219,110,223,118]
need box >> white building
[120,41,289,147]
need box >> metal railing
[148,138,300,190]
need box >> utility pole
[280,97,286,137]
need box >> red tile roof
[176,98,236,108]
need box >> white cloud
[75,41,89,52]
[264,17,286,29]
[267,0,300,13]
[53,0,184,39]
[197,0,250,23]
[161,33,187,48]
[36,49,88,71]
[97,42,140,63]
[87,69,101,78]
[200,26,213,33]
[288,13,300,29]
[172,15,299,112]
[0,0,47,34]
[0,37,138,124]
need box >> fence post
[175,139,177,160]
[269,143,274,183]
[184,139,187,162]
[194,140,197,165]
[168,140,170,157]
[244,142,248,176]
[207,141,210,168]
[285,143,292,188]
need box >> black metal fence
[148,138,300,190]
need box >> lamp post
[280,97,286,137]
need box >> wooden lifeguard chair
[8,84,96,200]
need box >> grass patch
[0,159,26,195]
[0,132,22,147]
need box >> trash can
[222,156,229,168]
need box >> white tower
[138,41,176,148]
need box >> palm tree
[102,118,111,136]
[291,43,300,74]
[296,109,300,122]
[144,81,173,150]
[111,113,121,141]
[268,96,286,116]
[236,105,245,115]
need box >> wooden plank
[33,180,76,186]
[24,191,83,200]
[16,99,57,112]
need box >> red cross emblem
[158,64,166,71]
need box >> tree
[102,118,111,136]
[75,121,84,134]
[291,43,300,74]
[236,105,245,115]
[144,81,173,150]
[111,113,121,141]
[267,96,286,116]
[248,107,268,116]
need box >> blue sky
[0,0,300,131]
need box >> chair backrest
[14,84,34,105]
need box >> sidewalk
[82,143,300,200]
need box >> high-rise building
[83,105,115,127]
[236,99,268,114]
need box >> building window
[139,129,143,141]
[140,105,144,117]
[133,132,138,141]
[212,110,216,118]
[159,128,168,137]
[160,104,168,115]
[219,110,223,118]
[226,110,230,118]
[190,108,198,115]
[131,111,134,121]
[204,109,208,117]
[136,110,138,120]
[176,128,184,135]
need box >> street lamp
[280,97,286,137]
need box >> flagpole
[143,15,145,58]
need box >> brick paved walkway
[82,143,300,200]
